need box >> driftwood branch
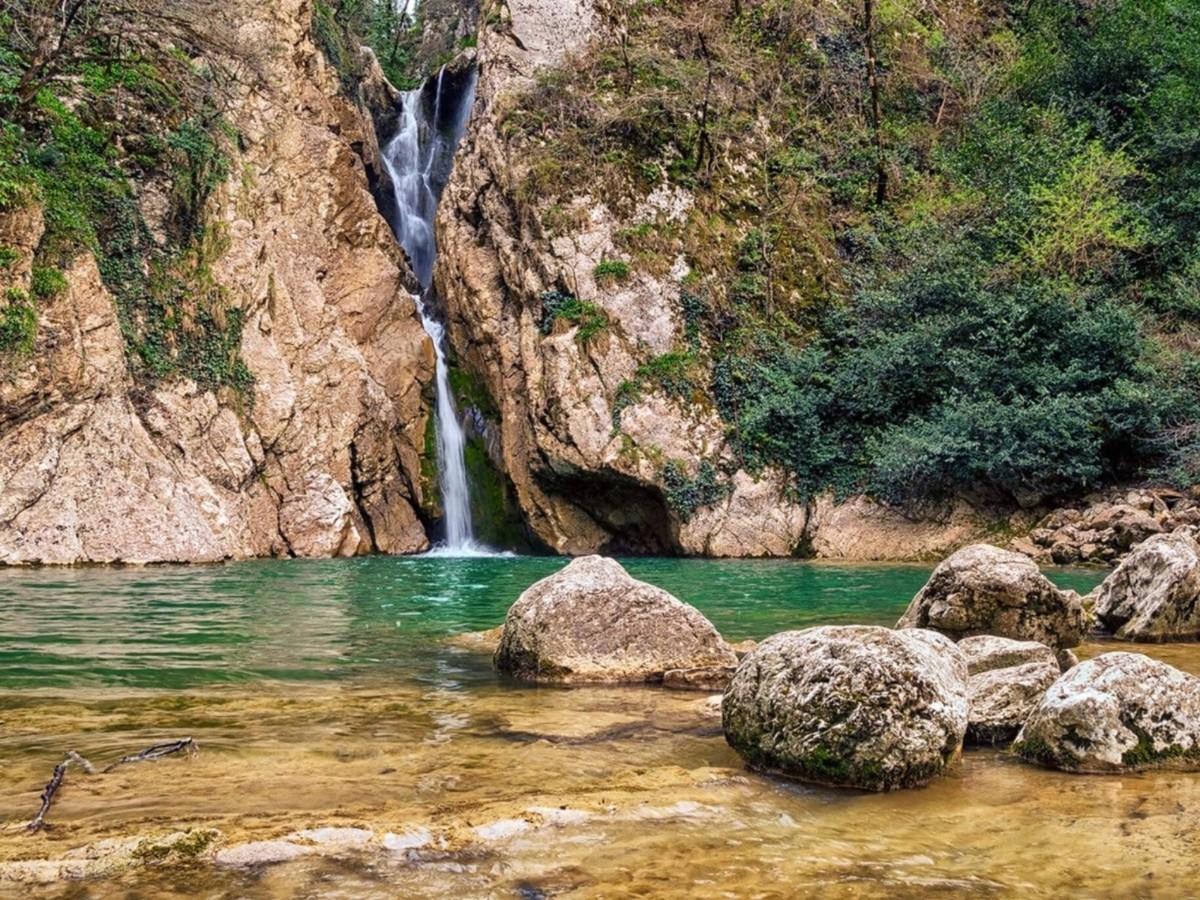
[27,761,68,832]
[102,737,197,774]
[26,739,194,832]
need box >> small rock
[958,635,1058,675]
[722,626,969,791]
[958,636,1060,746]
[897,544,1084,648]
[663,666,737,691]
[215,840,310,867]
[1056,648,1079,672]
[1014,652,1200,772]
[967,660,1061,746]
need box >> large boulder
[494,556,737,683]
[722,626,969,791]
[1092,531,1200,642]
[897,544,1084,648]
[958,635,1061,746]
[1014,652,1200,773]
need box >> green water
[0,557,1103,691]
[13,558,1200,900]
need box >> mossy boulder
[494,556,737,683]
[897,544,1084,649]
[1092,531,1200,642]
[722,626,969,791]
[1014,652,1200,773]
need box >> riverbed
[1,556,1195,898]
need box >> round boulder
[494,556,737,683]
[1014,652,1200,773]
[958,635,1061,746]
[896,543,1084,649]
[1092,531,1200,642]
[722,626,969,791]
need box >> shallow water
[0,557,1194,898]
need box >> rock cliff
[433,0,995,557]
[0,0,433,563]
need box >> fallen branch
[27,761,68,833]
[65,750,95,774]
[102,737,197,773]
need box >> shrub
[0,286,36,355]
[539,290,609,343]
[30,266,68,299]
[593,259,631,283]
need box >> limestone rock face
[1014,653,1200,773]
[432,0,829,557]
[958,636,1060,746]
[897,544,1084,648]
[0,0,433,563]
[1092,532,1200,642]
[494,555,737,683]
[722,626,969,791]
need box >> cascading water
[381,66,481,553]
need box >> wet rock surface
[722,626,969,791]
[494,556,737,683]
[1015,652,1200,773]
[1092,531,1200,642]
[897,544,1084,649]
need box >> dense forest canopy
[500,0,1200,508]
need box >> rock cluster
[1012,489,1200,566]
[494,556,737,684]
[722,626,969,791]
[896,544,1084,649]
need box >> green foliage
[0,286,36,355]
[661,459,730,523]
[0,246,19,269]
[593,259,631,283]
[30,267,68,300]
[315,0,470,93]
[538,290,609,343]
[506,0,1200,506]
[636,350,700,402]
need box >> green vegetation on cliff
[503,0,1200,506]
[0,0,253,391]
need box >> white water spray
[381,68,482,552]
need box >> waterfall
[380,67,481,553]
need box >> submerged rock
[722,626,969,791]
[959,636,1060,746]
[1014,652,1200,773]
[494,556,737,683]
[1092,531,1200,642]
[663,666,738,692]
[897,544,1084,648]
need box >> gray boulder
[494,556,737,683]
[897,544,1084,648]
[1014,652,1200,773]
[722,626,969,791]
[959,636,1060,746]
[1093,531,1200,642]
